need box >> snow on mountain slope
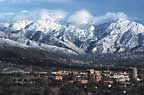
[27,19,62,33]
[0,18,144,54]
[11,20,32,31]
[92,18,144,53]
[0,38,29,49]
[0,38,78,57]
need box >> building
[95,71,102,82]
[52,71,63,81]
[86,69,102,82]
[132,67,138,81]
[110,72,130,82]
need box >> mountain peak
[27,19,63,33]
[11,19,32,31]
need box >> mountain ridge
[0,18,144,55]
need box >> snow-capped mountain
[92,18,144,53]
[0,18,144,55]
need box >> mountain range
[0,18,144,66]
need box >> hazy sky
[0,0,143,22]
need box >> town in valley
[0,61,144,95]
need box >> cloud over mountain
[0,8,129,26]
[94,12,128,25]
[0,9,67,23]
[68,10,94,25]
[37,9,67,22]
